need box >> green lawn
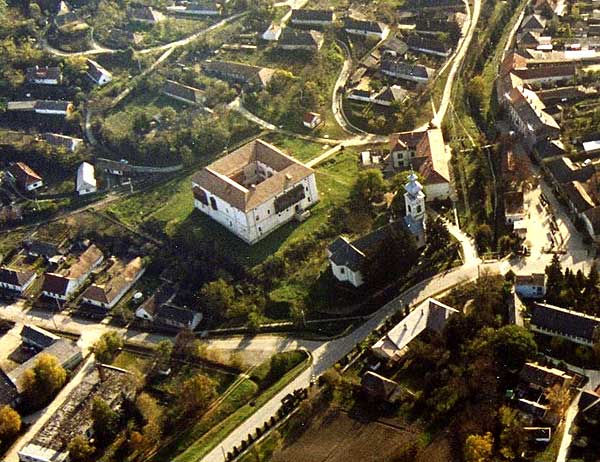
[102,93,187,139]
[170,353,310,462]
[128,146,361,269]
[112,351,153,376]
[263,133,331,163]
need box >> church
[327,172,427,287]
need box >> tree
[498,406,525,460]
[179,374,217,415]
[93,331,123,363]
[67,435,95,462]
[0,405,21,441]
[92,397,119,446]
[351,169,386,208]
[466,76,485,112]
[20,353,66,405]
[464,433,493,462]
[474,224,493,252]
[154,339,173,371]
[174,328,197,358]
[201,279,235,317]
[545,384,571,419]
[545,254,564,304]
[491,325,537,370]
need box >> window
[210,197,218,211]
[340,268,345,274]
[258,226,262,233]
[416,205,422,213]
[268,209,271,214]
[256,215,260,221]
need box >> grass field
[263,133,332,163]
[102,93,188,139]
[108,145,360,268]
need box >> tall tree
[179,374,217,415]
[545,254,564,304]
[351,169,386,209]
[91,397,119,446]
[93,331,123,363]
[20,353,66,405]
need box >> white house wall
[193,174,318,244]
[423,182,451,201]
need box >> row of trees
[545,255,600,315]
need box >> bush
[250,351,306,390]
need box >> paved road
[331,40,366,135]
[430,0,481,128]
[41,14,245,58]
[199,260,496,462]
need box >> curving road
[41,13,245,57]
[430,0,481,127]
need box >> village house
[21,325,60,350]
[166,1,221,16]
[162,79,206,105]
[0,369,19,408]
[7,100,74,116]
[517,31,553,50]
[81,257,145,310]
[347,86,407,107]
[262,23,283,41]
[0,267,36,294]
[531,302,600,346]
[380,58,433,83]
[76,162,97,195]
[388,129,453,201]
[128,5,163,23]
[191,139,319,244]
[406,35,451,57]
[41,244,104,301]
[328,172,426,287]
[533,0,564,17]
[515,273,547,299]
[53,11,83,32]
[504,190,527,224]
[135,285,176,321]
[519,14,547,34]
[583,140,600,155]
[154,304,202,330]
[17,364,135,462]
[343,18,389,40]
[42,133,83,152]
[202,60,277,90]
[7,162,43,192]
[26,66,62,85]
[86,59,112,86]
[303,112,322,129]
[372,298,458,360]
[503,86,560,148]
[582,206,600,243]
[23,238,65,260]
[512,64,576,86]
[361,371,404,403]
[277,29,324,52]
[8,326,82,397]
[290,9,334,26]
[517,362,573,424]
